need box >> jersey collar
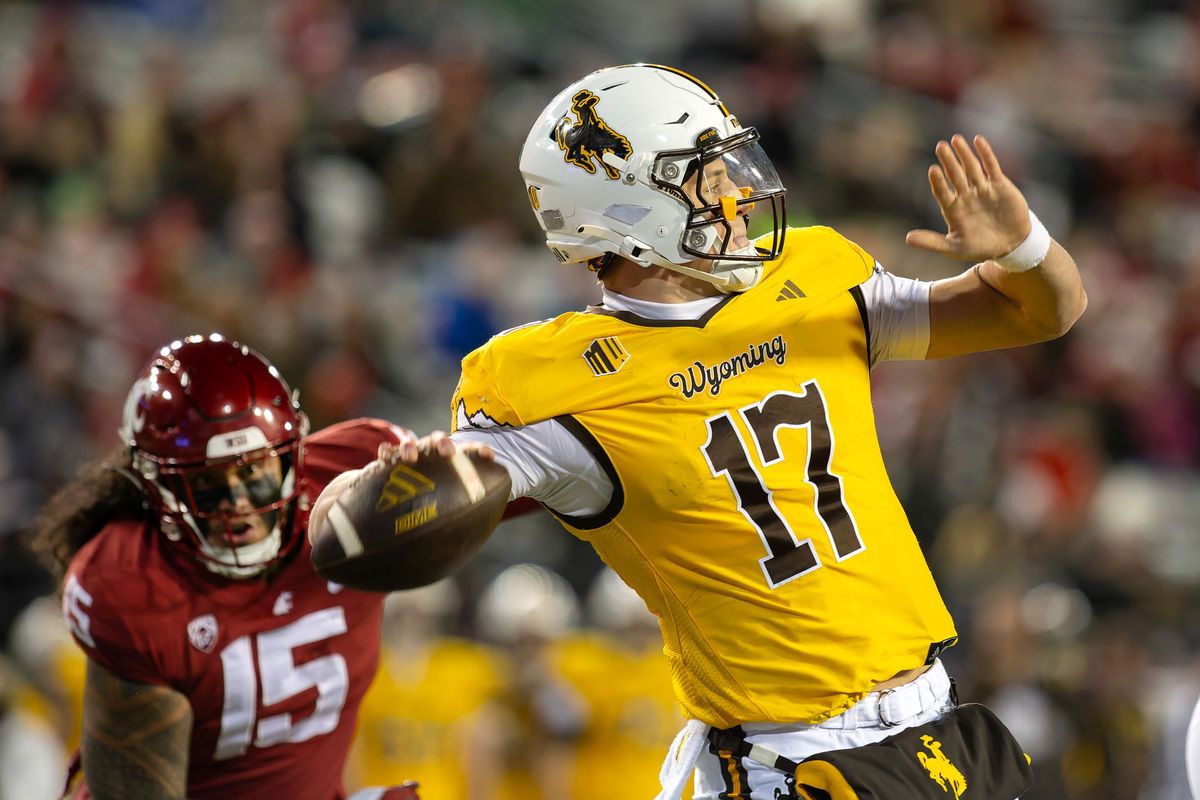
[587,287,736,328]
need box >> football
[310,451,511,591]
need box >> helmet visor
[138,434,304,571]
[160,452,292,546]
[652,128,786,262]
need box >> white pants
[692,660,955,800]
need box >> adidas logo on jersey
[583,336,630,377]
[776,280,805,301]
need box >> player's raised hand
[308,430,492,545]
[377,431,494,464]
[905,134,1031,262]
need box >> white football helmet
[477,563,579,644]
[520,64,787,293]
[381,579,462,643]
[586,567,657,632]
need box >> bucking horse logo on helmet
[554,90,633,180]
[917,735,967,798]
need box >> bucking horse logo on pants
[554,89,633,180]
[918,735,967,798]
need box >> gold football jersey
[552,633,683,800]
[351,638,504,799]
[453,226,957,727]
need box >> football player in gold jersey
[553,568,683,800]
[324,64,1085,798]
[477,564,588,800]
[349,581,506,800]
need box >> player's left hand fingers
[905,228,956,256]
[378,425,419,460]
[456,441,496,461]
[382,431,492,462]
[928,165,956,210]
[378,442,412,462]
[950,134,987,187]
[935,140,969,193]
[974,134,1006,182]
[419,431,455,457]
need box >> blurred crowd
[1,0,1199,797]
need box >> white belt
[775,659,953,732]
[655,661,952,800]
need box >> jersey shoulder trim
[545,415,624,531]
[849,284,870,347]
[456,313,611,430]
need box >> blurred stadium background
[0,0,1198,797]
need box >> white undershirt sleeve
[859,263,932,366]
[451,421,613,517]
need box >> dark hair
[29,447,150,583]
[588,252,616,282]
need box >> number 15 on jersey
[702,380,865,589]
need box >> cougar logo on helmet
[121,377,153,438]
[554,90,632,180]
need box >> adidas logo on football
[776,280,805,301]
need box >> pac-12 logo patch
[584,336,630,377]
[187,614,219,653]
[554,90,633,180]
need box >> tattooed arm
[82,659,192,800]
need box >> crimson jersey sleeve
[64,520,192,688]
[303,418,409,488]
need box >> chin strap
[644,245,765,293]
[147,465,297,579]
[575,227,765,294]
[663,259,762,293]
[201,527,284,579]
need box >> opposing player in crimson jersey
[31,335,421,800]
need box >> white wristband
[995,210,1051,272]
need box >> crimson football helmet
[118,334,310,578]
